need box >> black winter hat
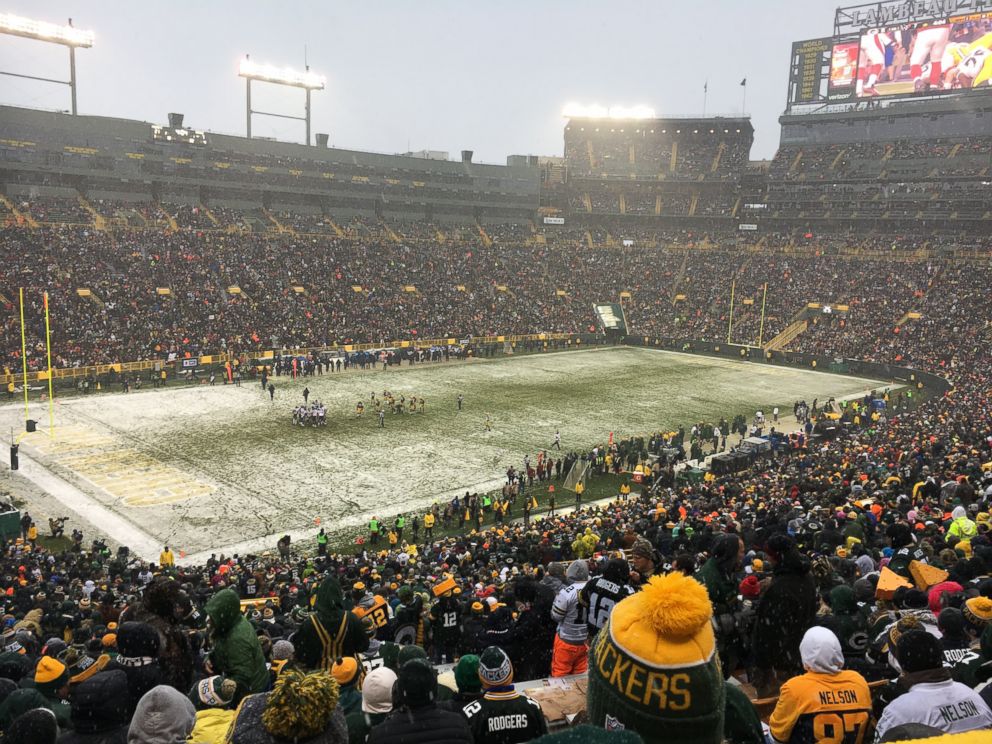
[3,707,58,744]
[937,608,967,640]
[116,621,160,659]
[68,670,129,734]
[397,658,436,708]
[897,630,942,673]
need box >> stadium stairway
[77,195,105,230]
[475,222,493,247]
[828,148,847,172]
[763,318,808,352]
[710,142,725,174]
[619,193,626,214]
[159,205,179,232]
[0,194,38,228]
[262,208,295,236]
[201,204,221,227]
[324,217,346,238]
[582,193,592,213]
[670,249,691,305]
[789,149,803,175]
[896,311,922,327]
[435,226,446,244]
[76,288,104,309]
[380,220,402,243]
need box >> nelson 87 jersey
[768,670,872,744]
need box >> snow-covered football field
[1,347,886,560]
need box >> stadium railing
[0,332,602,387]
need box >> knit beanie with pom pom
[261,668,340,741]
[586,572,724,743]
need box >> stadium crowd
[0,223,991,742]
[4,216,992,378]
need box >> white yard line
[5,448,163,560]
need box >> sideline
[0,347,906,565]
[7,447,163,560]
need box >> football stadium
[0,1,991,742]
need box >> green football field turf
[5,346,887,555]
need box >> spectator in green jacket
[205,588,269,704]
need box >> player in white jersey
[910,24,951,92]
[858,30,894,95]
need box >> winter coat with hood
[769,627,872,744]
[126,685,196,744]
[205,588,269,704]
[292,578,369,673]
[752,539,818,673]
[817,585,870,660]
[57,670,130,744]
[947,506,978,539]
[695,534,741,617]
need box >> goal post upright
[44,291,54,438]
[19,288,29,426]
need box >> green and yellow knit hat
[586,572,725,744]
[262,668,340,741]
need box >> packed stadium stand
[4,20,992,744]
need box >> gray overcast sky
[0,1,843,163]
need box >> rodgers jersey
[580,576,634,635]
[462,691,548,744]
[768,670,872,744]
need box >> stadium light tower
[239,55,326,146]
[0,13,94,115]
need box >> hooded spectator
[126,685,196,744]
[769,627,872,744]
[345,667,395,744]
[204,589,268,704]
[292,579,369,675]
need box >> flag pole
[726,279,736,344]
[44,292,54,439]
[703,80,708,117]
[18,288,29,425]
[741,78,747,115]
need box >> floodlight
[0,13,93,47]
[239,58,325,90]
[239,55,326,145]
[0,13,94,114]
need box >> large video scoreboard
[787,0,992,109]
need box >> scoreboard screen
[787,4,992,109]
[830,41,860,89]
[855,12,992,97]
